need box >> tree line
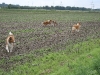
[0,3,100,11]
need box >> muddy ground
[0,21,100,58]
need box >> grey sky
[0,0,100,9]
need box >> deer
[6,32,15,52]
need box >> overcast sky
[0,0,100,9]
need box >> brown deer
[72,23,81,32]
[6,32,15,52]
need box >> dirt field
[0,21,100,58]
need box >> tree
[8,4,12,9]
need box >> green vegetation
[0,9,100,75]
[0,9,100,22]
[0,39,100,75]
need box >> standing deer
[6,32,15,52]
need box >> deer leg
[6,44,9,52]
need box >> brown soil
[0,21,100,58]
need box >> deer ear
[9,32,13,35]
[79,22,81,25]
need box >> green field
[0,9,100,75]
